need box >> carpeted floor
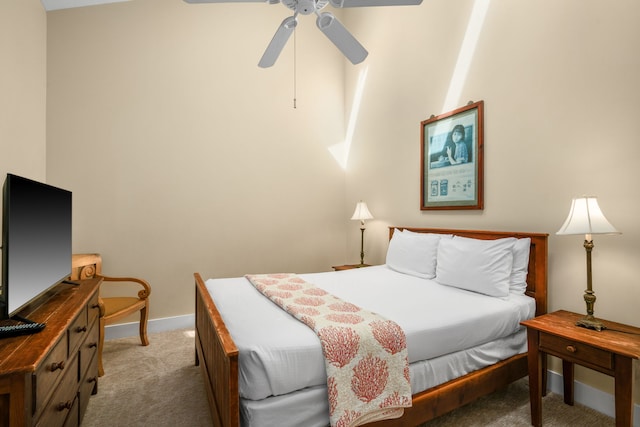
[83,329,212,427]
[83,329,614,426]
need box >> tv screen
[1,174,72,320]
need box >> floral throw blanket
[246,273,412,427]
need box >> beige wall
[45,0,349,321]
[342,0,640,398]
[0,0,47,303]
[0,0,47,182]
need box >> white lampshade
[351,201,373,223]
[556,196,620,238]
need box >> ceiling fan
[184,0,422,68]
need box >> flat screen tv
[1,174,72,321]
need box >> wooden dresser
[0,277,102,427]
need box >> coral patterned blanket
[246,273,412,427]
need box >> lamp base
[576,316,606,331]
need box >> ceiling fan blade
[183,0,271,3]
[329,0,421,7]
[258,16,298,68]
[316,12,368,65]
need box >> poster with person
[420,101,484,210]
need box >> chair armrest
[98,297,106,317]
[96,275,152,300]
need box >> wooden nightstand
[521,310,640,427]
[332,264,370,271]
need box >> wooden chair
[71,253,151,376]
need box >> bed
[194,227,548,427]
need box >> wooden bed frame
[194,227,548,427]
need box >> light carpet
[83,329,614,426]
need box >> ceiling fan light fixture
[296,0,317,14]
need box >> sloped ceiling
[41,0,131,11]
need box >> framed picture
[420,100,484,210]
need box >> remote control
[0,322,46,338]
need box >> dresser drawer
[87,292,100,328]
[62,397,79,427]
[34,335,69,414]
[540,333,613,371]
[78,353,99,423]
[68,307,88,356]
[35,355,79,427]
[79,320,99,381]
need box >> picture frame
[420,100,484,210]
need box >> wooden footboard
[195,273,239,427]
[195,228,548,427]
[367,353,528,426]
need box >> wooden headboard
[389,227,548,316]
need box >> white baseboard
[547,369,640,426]
[103,314,194,341]
[106,318,639,425]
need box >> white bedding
[205,264,535,401]
[239,329,528,427]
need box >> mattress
[205,265,535,401]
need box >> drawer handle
[566,345,577,353]
[50,361,65,372]
[91,303,100,309]
[57,401,73,411]
[76,326,87,333]
[88,342,98,349]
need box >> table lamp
[351,201,373,266]
[556,196,620,331]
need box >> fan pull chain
[293,26,297,109]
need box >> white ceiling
[41,0,131,11]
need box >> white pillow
[510,238,531,294]
[386,230,446,279]
[401,229,454,242]
[435,237,516,297]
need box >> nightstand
[332,264,370,271]
[521,310,640,427]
